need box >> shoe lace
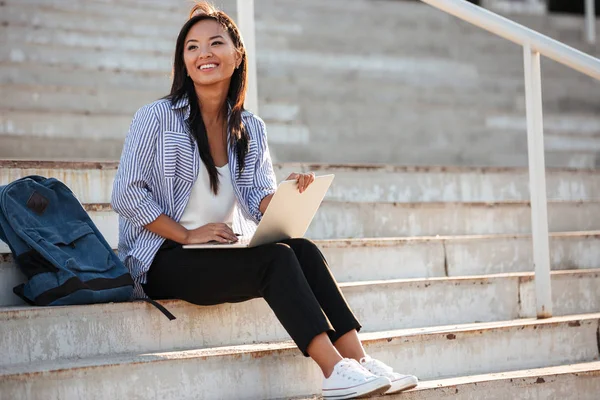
[337,359,373,382]
[363,358,395,377]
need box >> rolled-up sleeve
[247,117,277,221]
[111,105,163,227]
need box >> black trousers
[143,238,361,356]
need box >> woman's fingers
[287,172,316,193]
[305,172,315,191]
[212,224,237,242]
[299,172,315,192]
[298,174,305,193]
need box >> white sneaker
[360,356,418,394]
[322,358,391,399]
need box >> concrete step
[0,23,291,56]
[259,71,599,116]
[1,315,598,399]
[0,110,308,145]
[2,231,599,306]
[2,62,596,114]
[6,0,196,10]
[0,84,303,126]
[5,82,598,145]
[487,114,600,137]
[545,135,600,152]
[2,133,597,167]
[3,19,584,80]
[0,84,164,116]
[0,0,556,43]
[2,4,183,39]
[8,42,566,98]
[0,42,173,73]
[272,141,600,168]
[6,0,599,56]
[3,37,593,92]
[301,362,600,400]
[4,0,193,25]
[309,200,600,238]
[3,107,599,160]
[1,270,599,366]
[3,161,600,203]
[0,82,519,116]
[3,127,599,174]
[2,13,595,85]
[0,200,596,243]
[0,134,126,161]
[0,110,131,140]
[0,61,171,91]
[76,0,202,8]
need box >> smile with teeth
[199,63,218,70]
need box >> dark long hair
[167,2,249,195]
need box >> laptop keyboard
[236,237,251,246]
[206,237,251,246]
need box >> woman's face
[183,19,241,87]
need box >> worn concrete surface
[2,161,600,202]
[298,362,600,400]
[3,161,600,202]
[1,0,598,164]
[1,270,599,366]
[1,315,598,400]
[0,200,595,242]
[308,200,600,238]
[2,232,600,306]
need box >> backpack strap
[137,298,176,321]
[14,284,176,320]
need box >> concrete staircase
[1,0,599,165]
[1,160,600,399]
[2,0,600,398]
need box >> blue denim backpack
[0,175,134,306]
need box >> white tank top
[179,163,236,230]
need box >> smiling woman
[170,3,249,195]
[110,2,417,398]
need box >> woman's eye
[211,41,224,46]
[187,45,197,51]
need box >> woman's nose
[198,48,213,59]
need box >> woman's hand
[286,172,315,193]
[185,223,238,244]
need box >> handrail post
[585,0,596,45]
[523,44,552,319]
[236,0,259,113]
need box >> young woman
[111,2,417,398]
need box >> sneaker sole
[323,376,392,399]
[385,375,419,394]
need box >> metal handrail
[419,0,600,319]
[420,0,600,79]
[586,0,596,45]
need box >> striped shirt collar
[170,95,189,110]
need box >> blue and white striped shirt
[111,96,277,298]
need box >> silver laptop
[182,174,334,249]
